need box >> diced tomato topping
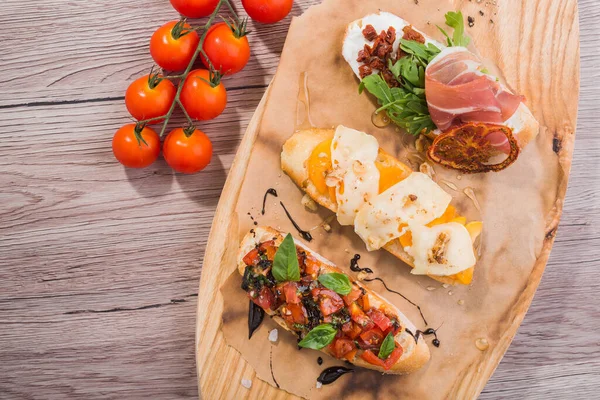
[311,288,344,316]
[243,240,276,266]
[330,338,356,359]
[360,344,404,371]
[242,248,259,266]
[367,309,392,332]
[349,302,375,330]
[344,348,358,362]
[251,287,275,310]
[341,321,363,340]
[360,350,386,368]
[283,282,301,304]
[282,303,307,326]
[258,240,276,258]
[304,256,321,276]
[342,287,362,306]
[382,347,403,370]
[359,327,385,349]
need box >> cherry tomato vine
[138,0,243,136]
[113,0,293,173]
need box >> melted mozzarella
[408,222,476,276]
[329,126,380,225]
[342,12,444,79]
[354,172,452,251]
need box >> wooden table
[1,0,598,398]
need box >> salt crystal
[241,379,252,389]
[316,381,323,389]
[268,329,278,343]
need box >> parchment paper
[219,0,572,398]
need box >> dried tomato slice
[427,123,520,173]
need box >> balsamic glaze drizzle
[248,300,264,339]
[363,277,428,326]
[317,366,354,385]
[279,201,313,242]
[269,347,280,388]
[349,254,373,274]
[405,327,441,347]
[261,188,278,215]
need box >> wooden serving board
[195,0,580,398]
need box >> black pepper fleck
[468,16,475,27]
[479,10,484,16]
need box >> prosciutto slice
[425,47,524,132]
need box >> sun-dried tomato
[357,49,370,63]
[362,24,377,41]
[385,27,396,44]
[376,42,392,58]
[402,25,425,44]
[369,58,385,71]
[359,64,373,79]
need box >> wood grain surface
[0,0,598,399]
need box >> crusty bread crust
[281,128,466,285]
[238,226,430,374]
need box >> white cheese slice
[354,172,452,251]
[329,125,380,225]
[342,11,445,79]
[408,222,476,276]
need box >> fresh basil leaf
[445,11,470,47]
[272,233,300,282]
[318,273,352,295]
[378,332,396,359]
[298,323,337,350]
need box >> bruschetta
[341,11,539,173]
[281,125,482,285]
[238,226,430,373]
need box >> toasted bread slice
[281,128,477,286]
[238,226,430,374]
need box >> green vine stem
[136,0,239,136]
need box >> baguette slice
[281,128,479,286]
[341,11,539,150]
[238,226,430,374]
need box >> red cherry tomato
[163,127,213,174]
[169,0,219,18]
[112,124,160,168]
[367,309,392,332]
[282,282,300,304]
[311,288,344,316]
[242,0,293,24]
[179,69,227,120]
[202,22,250,75]
[251,287,276,310]
[125,73,176,123]
[330,338,356,359]
[150,21,199,71]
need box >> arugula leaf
[360,74,394,104]
[378,332,396,359]
[444,11,470,47]
[360,74,436,136]
[400,40,441,65]
[272,233,300,282]
[437,25,453,47]
[318,273,352,295]
[298,324,337,350]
